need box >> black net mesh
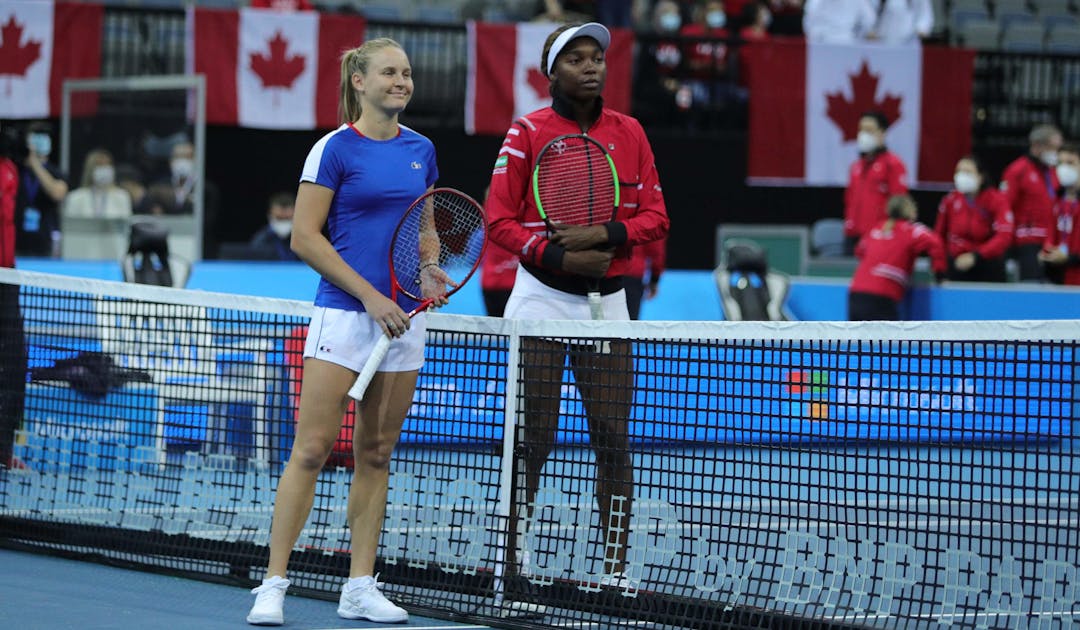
[1,269,1078,629]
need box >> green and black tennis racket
[532,133,620,320]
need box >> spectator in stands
[1001,123,1063,282]
[679,0,741,113]
[116,164,153,216]
[934,156,1014,283]
[484,22,669,601]
[15,121,68,258]
[803,0,876,43]
[595,0,636,27]
[625,237,667,319]
[0,122,27,470]
[872,0,934,43]
[63,148,133,220]
[248,37,436,627]
[535,0,595,22]
[248,192,300,262]
[145,139,221,258]
[640,1,688,116]
[739,1,773,40]
[843,110,909,254]
[849,194,946,321]
[767,0,804,35]
[250,0,313,10]
[1039,144,1080,286]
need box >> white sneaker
[337,574,409,623]
[599,571,639,591]
[246,575,289,625]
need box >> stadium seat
[960,18,1003,49]
[1046,25,1080,52]
[1002,22,1047,50]
[360,3,406,21]
[993,0,1033,14]
[1029,0,1074,14]
[951,6,993,32]
[810,218,846,258]
[1043,14,1080,33]
[931,0,949,35]
[713,240,793,322]
[997,9,1040,30]
[413,5,462,23]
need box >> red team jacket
[934,189,1015,260]
[480,239,519,292]
[1048,196,1080,285]
[1,157,17,269]
[844,150,908,240]
[1001,155,1058,246]
[485,102,670,291]
[850,219,947,302]
[625,236,667,281]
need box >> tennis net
[1,267,1078,629]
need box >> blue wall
[16,259,1080,321]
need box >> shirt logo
[411,161,422,170]
[494,155,508,168]
[608,143,616,151]
[552,139,568,155]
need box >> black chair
[121,220,190,288]
[713,240,792,321]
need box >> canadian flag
[465,21,634,136]
[0,0,102,119]
[190,8,365,130]
[745,40,975,186]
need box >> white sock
[345,575,373,591]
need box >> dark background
[206,124,1023,270]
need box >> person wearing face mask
[740,1,773,40]
[933,156,1013,283]
[803,0,877,43]
[679,0,735,114]
[871,0,934,44]
[1038,145,1080,286]
[146,138,221,257]
[248,192,300,261]
[62,148,133,220]
[843,111,909,255]
[1001,124,1063,282]
[848,194,946,321]
[14,121,68,257]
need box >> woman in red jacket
[849,194,947,321]
[484,22,670,599]
[934,156,1014,283]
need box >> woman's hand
[549,223,608,251]
[563,249,614,279]
[419,264,453,307]
[362,292,410,338]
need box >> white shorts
[504,264,630,321]
[303,306,426,373]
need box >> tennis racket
[532,134,620,320]
[347,187,487,401]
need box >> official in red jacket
[849,194,947,320]
[484,22,670,599]
[1039,144,1080,286]
[1,127,27,470]
[1001,123,1063,281]
[934,156,1014,283]
[624,236,667,320]
[843,110,909,254]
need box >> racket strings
[536,141,616,226]
[392,191,486,301]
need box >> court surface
[0,548,492,630]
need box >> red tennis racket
[532,134,620,319]
[347,187,487,401]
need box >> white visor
[546,22,612,75]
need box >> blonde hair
[80,148,113,188]
[339,38,406,124]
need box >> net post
[491,318,522,609]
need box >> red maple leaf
[249,31,305,89]
[526,67,548,101]
[825,61,902,142]
[0,14,42,77]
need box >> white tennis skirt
[303,306,426,373]
[504,264,629,321]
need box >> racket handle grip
[587,291,604,320]
[348,334,392,401]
